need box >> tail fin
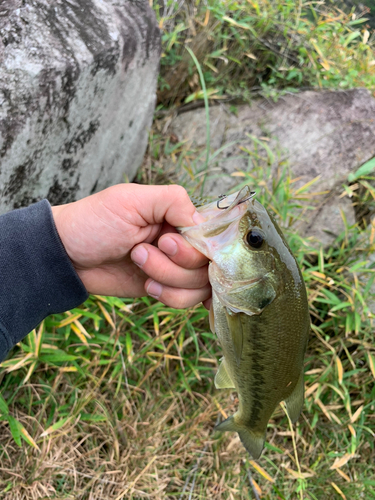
[215,416,266,459]
[238,429,265,459]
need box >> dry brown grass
[2,126,375,499]
[2,1,375,493]
[2,347,374,500]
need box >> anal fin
[214,358,235,389]
[284,370,305,423]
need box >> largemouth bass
[179,186,310,459]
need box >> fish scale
[180,186,310,458]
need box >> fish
[179,186,310,459]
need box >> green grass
[1,149,375,498]
[155,0,375,107]
[2,0,375,498]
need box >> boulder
[170,89,375,245]
[0,0,160,212]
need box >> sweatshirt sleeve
[0,200,88,363]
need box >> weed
[2,144,375,497]
[154,0,375,107]
[1,1,375,498]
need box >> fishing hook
[216,191,256,210]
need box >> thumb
[146,185,205,228]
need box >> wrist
[51,204,74,262]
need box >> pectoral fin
[215,358,235,389]
[225,309,243,365]
[284,371,305,423]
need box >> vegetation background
[1,1,375,499]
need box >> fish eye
[246,229,264,249]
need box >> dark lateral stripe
[247,317,268,427]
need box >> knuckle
[167,184,190,203]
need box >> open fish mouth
[194,186,256,225]
[180,187,256,236]
[179,186,258,261]
[216,188,256,210]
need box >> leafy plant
[2,143,375,497]
[154,0,375,106]
[1,1,375,498]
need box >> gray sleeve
[0,200,88,362]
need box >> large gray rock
[0,0,160,212]
[170,89,375,245]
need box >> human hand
[51,184,211,308]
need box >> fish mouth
[178,186,256,260]
[200,186,255,226]
[181,186,255,234]
[216,187,256,211]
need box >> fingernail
[159,237,177,256]
[131,246,148,267]
[147,280,163,299]
[193,211,205,225]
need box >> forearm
[0,200,88,362]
